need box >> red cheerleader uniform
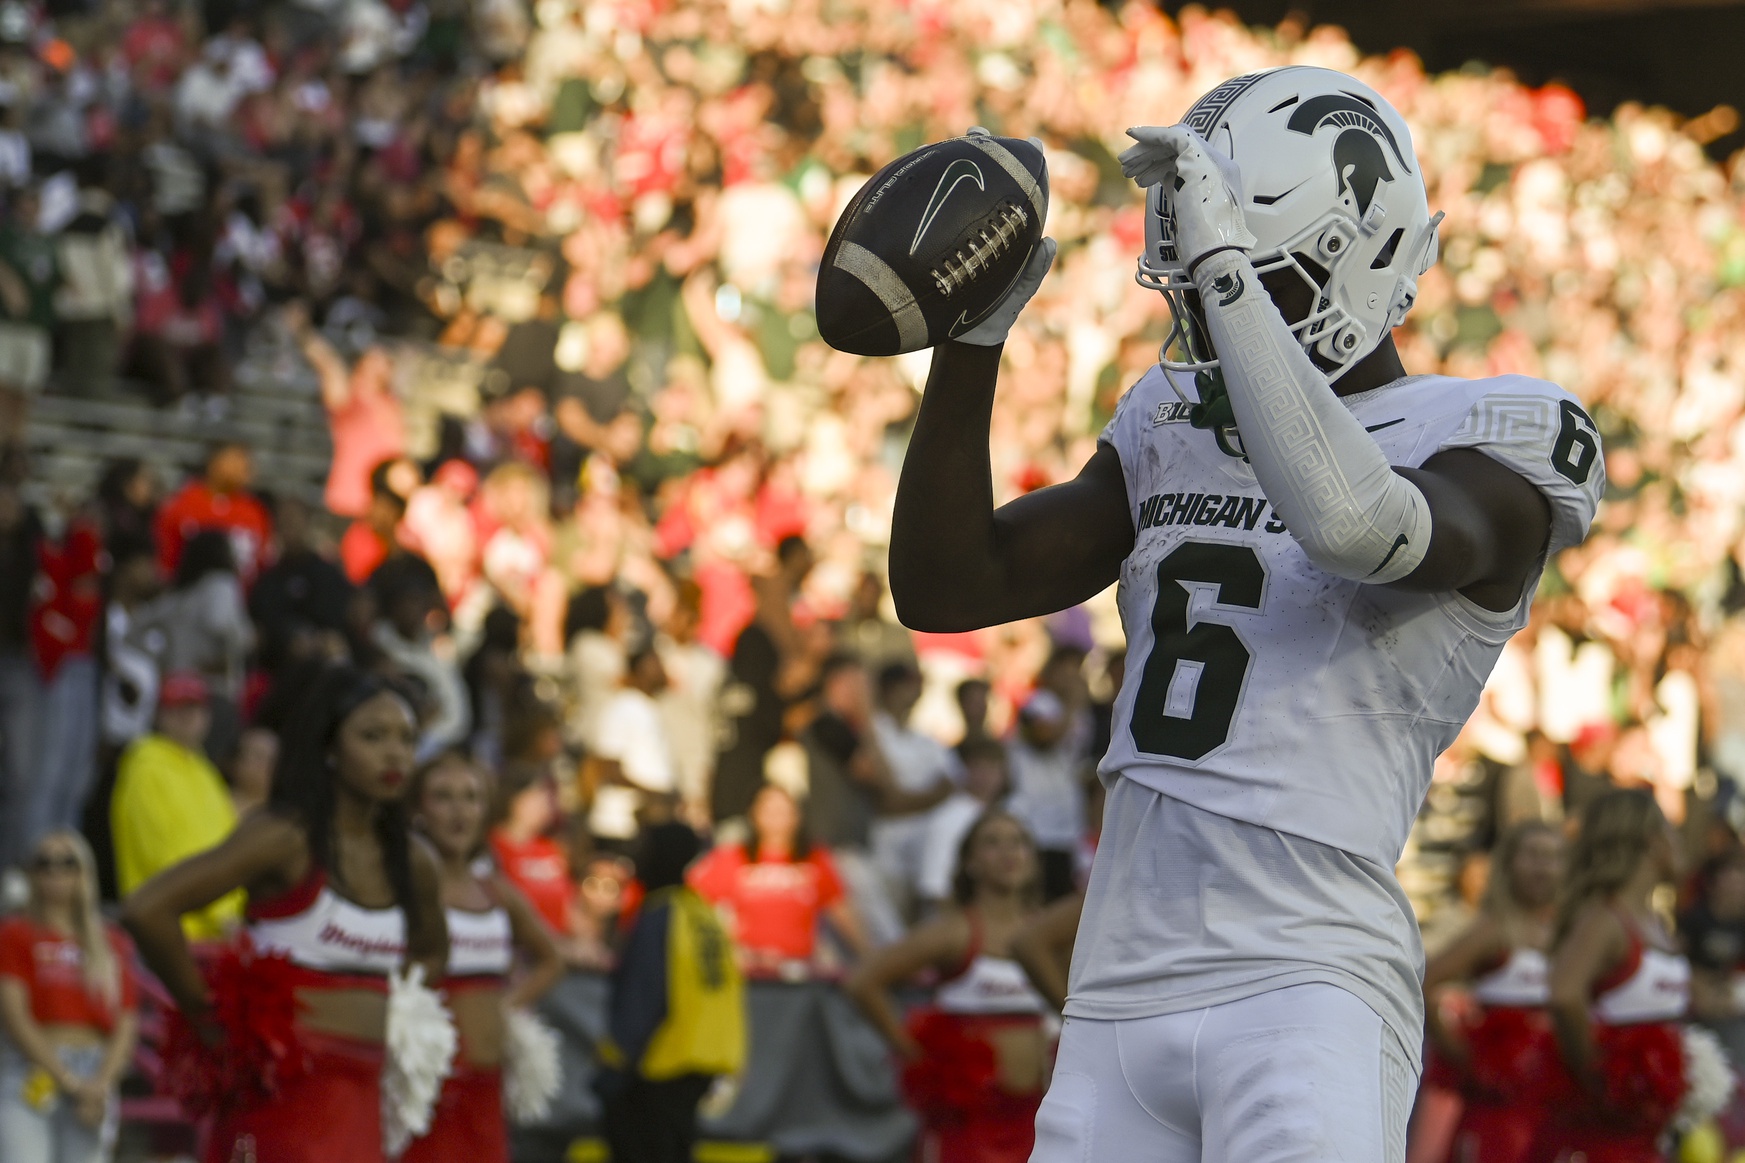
[903,916,1054,1163]
[401,900,515,1163]
[1530,911,1692,1163]
[204,868,408,1163]
[1445,947,1555,1163]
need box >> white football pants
[1030,983,1416,1163]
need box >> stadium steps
[22,336,335,508]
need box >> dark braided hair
[268,665,424,936]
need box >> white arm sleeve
[1193,250,1432,584]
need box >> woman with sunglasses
[123,666,449,1163]
[403,751,564,1163]
[0,831,139,1163]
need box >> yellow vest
[641,887,747,1079]
[112,734,243,940]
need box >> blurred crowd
[1,0,1745,1151]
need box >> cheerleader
[1537,789,1690,1163]
[848,810,1050,1163]
[123,667,449,1163]
[403,752,564,1163]
[1422,822,1563,1163]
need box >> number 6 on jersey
[1128,541,1266,761]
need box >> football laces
[931,203,1029,298]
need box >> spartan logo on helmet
[1284,94,1413,216]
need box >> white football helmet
[1138,67,1444,385]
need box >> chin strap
[1191,250,1431,584]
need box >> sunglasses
[31,854,79,873]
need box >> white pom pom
[1675,1025,1736,1134]
[382,965,458,1157]
[502,1007,563,1124]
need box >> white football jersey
[1098,368,1604,866]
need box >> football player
[887,66,1604,1162]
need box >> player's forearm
[891,344,1129,631]
[1194,251,1429,584]
[889,341,1013,630]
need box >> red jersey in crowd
[119,10,188,90]
[31,519,104,678]
[0,916,139,1033]
[339,520,394,584]
[688,843,845,961]
[155,482,273,584]
[490,830,575,936]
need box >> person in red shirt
[489,768,578,941]
[689,783,867,970]
[21,508,104,862]
[119,0,188,90]
[0,831,140,1157]
[340,469,411,585]
[154,442,273,585]
[290,305,408,521]
[29,513,102,682]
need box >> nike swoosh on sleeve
[1367,533,1411,578]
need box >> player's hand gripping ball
[1120,125,1256,272]
[817,129,1050,354]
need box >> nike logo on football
[912,159,985,256]
[1364,418,1405,433]
[1368,533,1411,577]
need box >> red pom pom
[1593,1022,1687,1134]
[1463,1006,1556,1101]
[900,1009,999,1125]
[161,938,312,1116]
[1420,1049,1463,1094]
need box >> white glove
[952,128,1052,347]
[952,236,1057,346]
[1119,126,1255,271]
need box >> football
[817,134,1047,356]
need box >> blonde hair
[28,831,120,1011]
[1555,789,1664,943]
